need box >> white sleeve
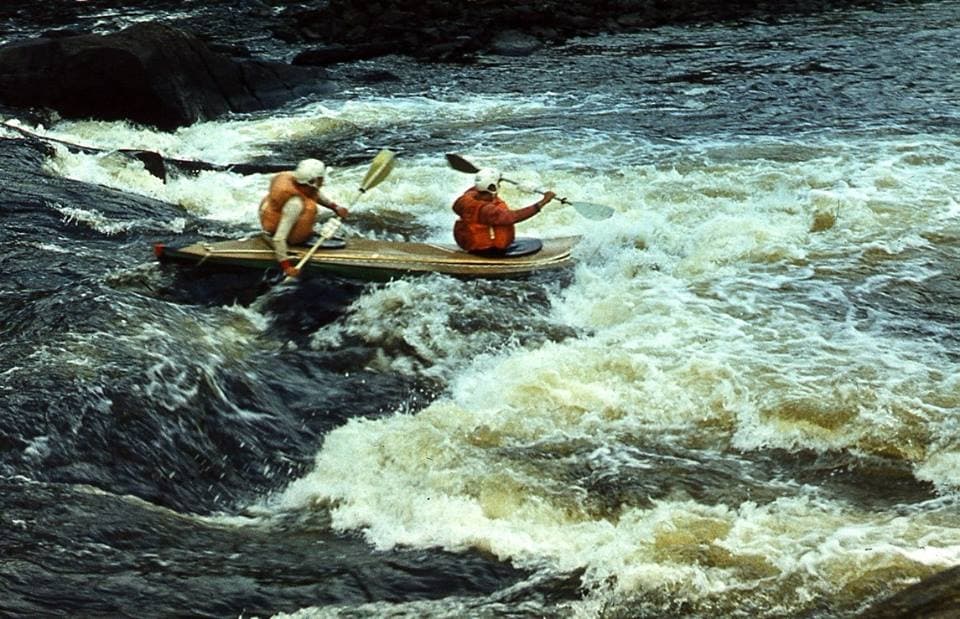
[271,196,304,261]
[315,189,335,209]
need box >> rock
[857,565,960,618]
[293,43,395,66]
[276,0,890,64]
[352,70,402,85]
[489,30,543,57]
[0,22,333,130]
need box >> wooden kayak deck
[154,235,580,281]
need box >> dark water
[0,135,576,615]
[2,2,960,617]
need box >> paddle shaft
[286,149,396,280]
[289,216,343,277]
[445,153,612,220]
[446,154,556,198]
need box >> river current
[2,2,959,617]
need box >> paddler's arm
[316,189,349,219]
[479,192,555,225]
[272,197,304,272]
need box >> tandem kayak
[153,235,580,281]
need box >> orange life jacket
[453,188,534,252]
[259,172,318,245]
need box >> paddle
[285,148,396,281]
[445,153,614,220]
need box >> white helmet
[294,158,326,185]
[474,168,501,194]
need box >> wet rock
[293,42,395,66]
[490,30,543,57]
[0,22,332,130]
[284,0,893,65]
[856,564,960,618]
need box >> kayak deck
[154,235,580,281]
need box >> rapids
[1,2,959,617]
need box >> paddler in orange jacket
[259,158,349,278]
[452,167,555,254]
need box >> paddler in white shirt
[258,158,349,278]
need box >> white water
[17,85,960,615]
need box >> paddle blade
[359,149,395,192]
[571,201,614,220]
[445,153,480,174]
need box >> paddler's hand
[333,204,349,218]
[537,191,557,209]
[279,259,300,278]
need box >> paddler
[259,158,349,278]
[451,167,556,254]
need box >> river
[1,2,959,617]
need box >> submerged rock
[489,31,543,58]
[0,22,332,130]
[857,564,960,618]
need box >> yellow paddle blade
[359,149,395,192]
[290,150,396,279]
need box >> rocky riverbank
[284,0,893,64]
[0,0,900,129]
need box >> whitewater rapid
[6,13,960,615]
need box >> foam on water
[265,108,959,614]
[22,94,558,232]
[26,89,960,615]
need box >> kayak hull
[154,235,580,281]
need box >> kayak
[153,234,580,281]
